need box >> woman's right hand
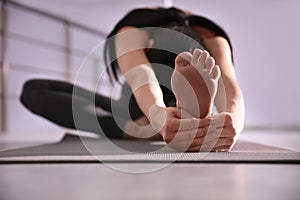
[149,105,216,152]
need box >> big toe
[175,52,192,70]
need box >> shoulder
[184,12,234,59]
[115,26,150,40]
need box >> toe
[205,56,215,73]
[191,49,202,67]
[175,52,192,69]
[211,65,221,81]
[197,50,210,70]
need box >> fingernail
[217,149,228,152]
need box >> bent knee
[20,79,48,113]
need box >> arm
[191,22,245,151]
[115,26,166,119]
[115,26,214,151]
[204,36,245,135]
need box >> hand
[196,112,239,152]
[149,105,215,152]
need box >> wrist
[148,104,166,132]
[226,111,245,134]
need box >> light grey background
[1,0,299,133]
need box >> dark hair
[104,25,204,83]
[104,7,190,83]
[104,7,233,83]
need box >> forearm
[124,64,166,119]
[215,76,245,133]
[114,27,166,119]
[203,36,245,133]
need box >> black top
[104,7,233,82]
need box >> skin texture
[171,49,221,119]
[115,10,245,152]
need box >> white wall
[5,5,65,133]
[174,0,300,128]
[2,0,300,132]
[2,3,107,132]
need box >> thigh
[22,79,74,93]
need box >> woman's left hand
[199,112,240,152]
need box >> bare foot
[171,49,221,118]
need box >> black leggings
[20,79,144,138]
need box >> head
[105,25,205,83]
[146,26,205,69]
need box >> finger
[214,126,236,138]
[212,113,233,128]
[179,109,195,119]
[171,125,222,149]
[202,137,234,151]
[170,135,206,151]
[175,117,214,131]
[173,125,213,141]
[188,137,234,152]
[169,138,201,152]
[167,143,192,152]
[184,125,234,147]
[212,145,231,152]
[199,127,222,142]
[180,125,224,145]
[214,124,237,141]
[170,127,220,151]
[188,144,231,152]
[187,145,202,152]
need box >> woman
[21,7,245,152]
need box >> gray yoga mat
[0,134,299,163]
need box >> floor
[0,129,299,200]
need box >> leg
[171,49,221,118]
[113,83,144,120]
[20,79,125,138]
